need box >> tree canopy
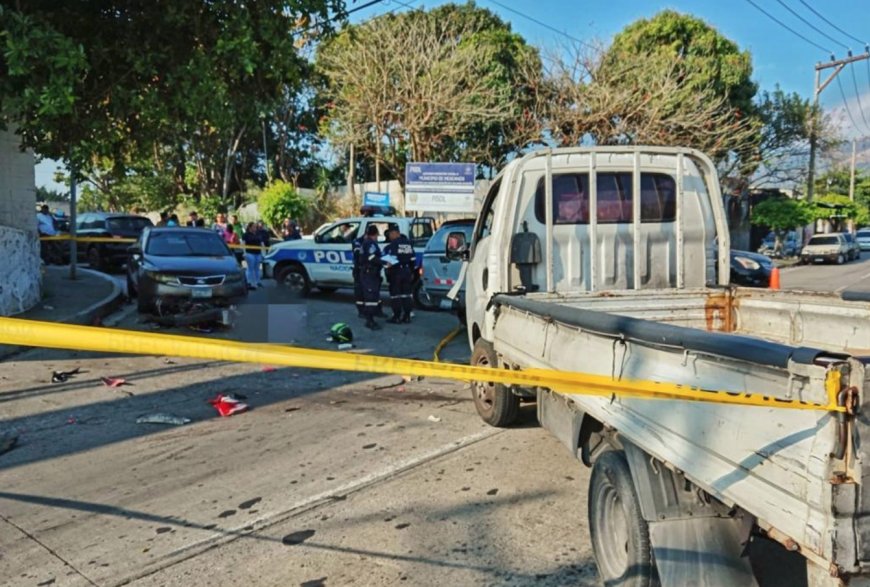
[316,3,543,181]
[750,197,810,232]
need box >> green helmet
[329,322,353,343]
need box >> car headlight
[733,256,760,271]
[145,271,180,285]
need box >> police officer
[351,233,365,317]
[383,225,415,324]
[359,224,385,330]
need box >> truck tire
[589,451,658,587]
[275,264,310,295]
[470,339,519,427]
[837,254,845,265]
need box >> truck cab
[265,216,434,295]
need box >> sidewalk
[0,265,123,359]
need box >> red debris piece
[207,394,249,418]
[261,366,277,372]
[101,376,128,388]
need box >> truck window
[475,178,501,244]
[535,172,676,224]
[410,221,433,244]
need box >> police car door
[309,221,360,284]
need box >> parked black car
[76,212,153,271]
[730,249,773,287]
[127,227,247,314]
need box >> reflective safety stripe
[363,302,379,306]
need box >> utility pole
[850,137,857,202]
[348,143,356,203]
[807,51,870,202]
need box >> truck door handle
[482,268,488,290]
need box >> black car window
[108,217,153,232]
[319,222,360,243]
[808,236,839,246]
[146,232,230,256]
[426,223,475,253]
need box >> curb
[61,267,125,326]
[0,267,124,360]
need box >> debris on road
[101,376,129,388]
[0,433,18,456]
[51,367,82,383]
[427,415,442,423]
[372,378,407,390]
[261,366,277,372]
[208,393,249,417]
[136,413,192,426]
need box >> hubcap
[282,271,305,292]
[473,354,495,414]
[597,484,630,579]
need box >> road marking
[834,268,870,293]
[111,427,503,586]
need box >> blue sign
[404,162,476,212]
[363,191,390,207]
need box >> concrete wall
[0,129,41,315]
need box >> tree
[750,197,811,251]
[316,4,543,182]
[749,87,839,191]
[810,193,869,228]
[0,1,343,194]
[258,181,308,234]
[593,10,761,177]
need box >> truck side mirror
[445,231,469,261]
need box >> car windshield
[146,232,230,256]
[426,223,475,253]
[108,217,152,232]
[858,231,870,239]
[808,236,839,246]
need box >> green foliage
[750,197,810,231]
[35,185,68,202]
[258,181,308,232]
[810,193,865,224]
[0,1,342,176]
[602,10,761,175]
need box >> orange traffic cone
[769,267,781,290]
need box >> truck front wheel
[589,451,658,587]
[470,339,519,427]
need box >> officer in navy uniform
[351,234,365,317]
[383,225,415,324]
[359,224,385,330]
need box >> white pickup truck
[449,146,870,586]
[264,215,434,294]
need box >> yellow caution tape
[0,317,847,412]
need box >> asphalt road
[3,258,864,587]
[0,285,596,587]
[781,252,870,293]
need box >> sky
[35,0,870,189]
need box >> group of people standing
[351,224,416,330]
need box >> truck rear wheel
[589,451,657,587]
[470,339,519,427]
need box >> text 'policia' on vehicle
[263,215,434,296]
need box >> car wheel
[413,281,439,311]
[276,265,310,295]
[837,254,845,265]
[87,246,105,271]
[470,338,519,427]
[589,451,658,587]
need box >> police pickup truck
[264,216,435,295]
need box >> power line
[774,0,849,52]
[849,62,870,133]
[743,0,832,54]
[836,73,863,134]
[485,0,596,49]
[797,0,867,47]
